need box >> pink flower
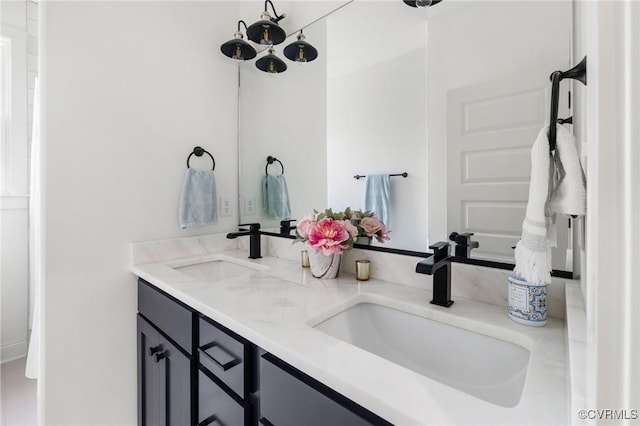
[296,214,316,239]
[376,222,391,242]
[307,217,350,255]
[360,216,384,237]
[343,219,359,239]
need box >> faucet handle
[429,241,450,261]
[449,232,475,245]
[238,223,261,231]
[280,219,296,235]
[449,232,479,258]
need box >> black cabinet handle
[154,351,167,363]
[259,418,275,426]
[198,414,219,426]
[199,342,240,371]
[148,345,161,356]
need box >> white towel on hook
[514,125,585,285]
[549,125,586,216]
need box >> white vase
[308,250,342,279]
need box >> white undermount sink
[313,301,531,407]
[173,256,265,282]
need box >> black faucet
[449,232,479,258]
[226,223,262,259]
[279,219,296,236]
[416,242,454,307]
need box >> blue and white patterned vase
[507,274,548,326]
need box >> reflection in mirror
[239,0,575,273]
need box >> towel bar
[187,146,215,170]
[354,172,408,180]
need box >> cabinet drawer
[199,368,249,426]
[259,353,392,426]
[138,279,193,354]
[199,316,250,398]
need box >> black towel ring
[186,146,215,170]
[265,155,284,176]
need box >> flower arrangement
[295,208,390,255]
[344,207,391,243]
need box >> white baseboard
[0,340,28,364]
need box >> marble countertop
[131,245,567,425]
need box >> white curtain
[25,77,40,379]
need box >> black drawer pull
[148,345,161,356]
[199,414,223,426]
[259,418,275,426]
[199,342,240,371]
[154,351,167,363]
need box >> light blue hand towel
[262,174,291,220]
[364,174,391,226]
[179,168,218,228]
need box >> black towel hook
[548,56,587,153]
[265,155,284,176]
[186,146,215,170]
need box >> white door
[447,66,572,270]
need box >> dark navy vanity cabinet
[137,278,392,426]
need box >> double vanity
[130,233,569,425]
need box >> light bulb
[296,49,307,63]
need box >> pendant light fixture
[402,0,443,7]
[246,0,287,46]
[255,48,287,74]
[283,30,318,63]
[220,20,257,61]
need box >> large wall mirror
[238,0,577,274]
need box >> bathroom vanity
[137,278,390,426]
[131,234,568,425]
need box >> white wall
[583,0,640,418]
[40,2,239,423]
[0,0,32,363]
[326,1,428,252]
[238,20,327,228]
[427,0,572,244]
[327,50,428,251]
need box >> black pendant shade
[403,0,443,7]
[283,31,318,63]
[246,11,287,45]
[220,32,257,61]
[255,48,287,73]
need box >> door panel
[447,66,571,268]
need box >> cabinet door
[138,315,193,426]
[138,315,164,426]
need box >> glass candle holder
[355,259,370,281]
[301,250,310,268]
